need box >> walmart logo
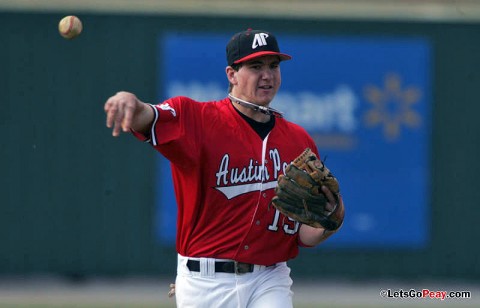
[363,73,422,141]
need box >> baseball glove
[271,148,344,231]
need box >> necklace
[228,94,284,118]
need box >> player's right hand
[104,91,144,137]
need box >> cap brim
[233,51,292,65]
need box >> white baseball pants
[175,254,294,308]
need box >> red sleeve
[131,97,201,168]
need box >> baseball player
[104,29,345,308]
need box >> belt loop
[199,258,207,276]
[234,261,239,274]
[207,258,215,277]
[199,257,215,277]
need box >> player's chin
[256,91,277,105]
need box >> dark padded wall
[1,12,479,280]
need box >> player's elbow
[298,224,333,247]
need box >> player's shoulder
[160,96,231,121]
[276,117,319,154]
[166,96,228,108]
[165,96,201,105]
[277,117,309,134]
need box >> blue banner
[156,32,432,248]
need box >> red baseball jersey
[134,96,319,265]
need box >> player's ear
[226,66,238,85]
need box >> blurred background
[1,0,480,307]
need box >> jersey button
[256,220,261,225]
[244,245,249,250]
[262,193,267,198]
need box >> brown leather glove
[272,148,344,231]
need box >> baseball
[58,15,83,39]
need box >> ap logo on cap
[252,33,269,49]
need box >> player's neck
[237,105,270,123]
[228,96,271,123]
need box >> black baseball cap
[226,29,292,66]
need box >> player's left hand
[271,148,345,231]
[321,185,337,212]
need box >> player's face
[230,55,281,106]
